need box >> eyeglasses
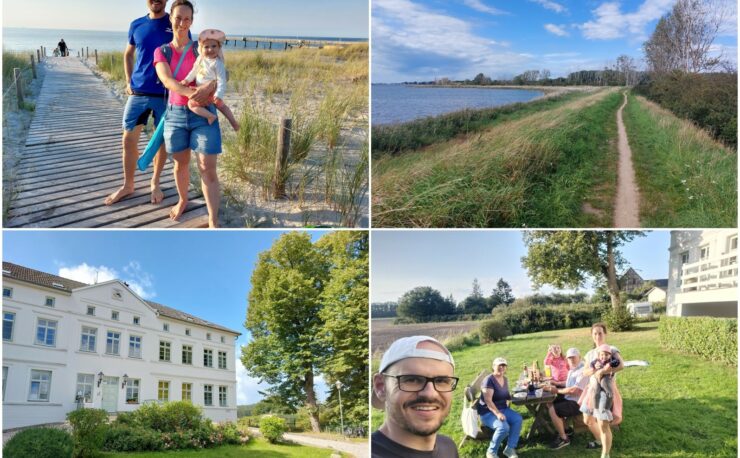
[382,374,459,392]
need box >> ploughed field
[371,318,480,354]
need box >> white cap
[372,336,454,409]
[493,357,508,367]
[566,347,580,358]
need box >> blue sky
[2,230,336,405]
[371,230,673,303]
[2,0,368,38]
[372,0,738,82]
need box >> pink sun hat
[198,28,226,45]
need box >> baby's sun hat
[198,29,226,45]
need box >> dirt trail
[614,91,640,227]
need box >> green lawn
[101,437,347,457]
[372,323,738,457]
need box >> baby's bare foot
[207,114,217,125]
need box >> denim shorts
[163,104,222,155]
[122,95,167,131]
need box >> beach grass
[371,323,738,457]
[622,92,737,227]
[372,88,621,227]
[2,51,33,94]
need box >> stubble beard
[389,395,448,437]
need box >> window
[182,345,193,365]
[700,246,710,260]
[126,379,140,404]
[185,328,191,336]
[218,351,227,369]
[106,331,121,355]
[680,251,690,265]
[111,311,119,321]
[129,335,142,358]
[158,381,169,402]
[220,336,225,344]
[731,236,738,251]
[35,319,57,346]
[159,341,171,361]
[28,369,52,401]
[219,386,227,407]
[182,383,192,401]
[76,374,94,403]
[2,366,7,401]
[203,349,213,367]
[163,323,169,332]
[80,327,97,352]
[206,333,211,341]
[3,312,15,341]
[2,287,12,298]
[87,306,95,316]
[133,316,140,326]
[45,296,55,307]
[204,385,213,406]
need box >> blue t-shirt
[476,375,511,415]
[128,14,175,95]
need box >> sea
[372,84,544,125]
[2,27,366,54]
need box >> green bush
[443,331,481,352]
[128,401,205,432]
[3,428,73,458]
[103,425,163,452]
[491,303,605,335]
[66,408,108,457]
[259,416,286,443]
[478,320,511,343]
[602,306,635,331]
[659,316,737,365]
[214,422,244,444]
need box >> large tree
[489,278,515,309]
[521,231,645,309]
[397,287,454,320]
[460,278,489,314]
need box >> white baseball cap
[372,336,455,409]
[566,347,580,358]
[493,357,508,367]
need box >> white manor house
[2,262,241,430]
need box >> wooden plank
[102,198,209,228]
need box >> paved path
[5,57,207,228]
[247,427,368,457]
[614,90,640,227]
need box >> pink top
[544,353,569,383]
[153,44,197,106]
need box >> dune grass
[372,88,622,227]
[623,93,737,227]
[371,323,738,457]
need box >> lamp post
[97,371,104,387]
[335,380,344,437]
[121,374,129,389]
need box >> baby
[590,344,620,411]
[180,29,240,131]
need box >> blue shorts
[122,95,167,131]
[163,104,222,155]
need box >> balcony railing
[680,251,737,292]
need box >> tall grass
[623,92,737,227]
[2,52,32,94]
[96,51,126,82]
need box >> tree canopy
[397,286,455,320]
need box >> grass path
[614,91,640,227]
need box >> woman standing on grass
[476,357,522,458]
[579,322,624,458]
[154,0,222,227]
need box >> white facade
[667,230,738,317]
[645,287,667,303]
[2,270,240,430]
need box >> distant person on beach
[180,29,239,131]
[154,0,223,227]
[57,39,68,56]
[371,336,460,457]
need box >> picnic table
[511,389,557,442]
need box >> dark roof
[2,261,240,336]
[650,279,668,288]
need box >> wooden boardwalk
[5,57,208,228]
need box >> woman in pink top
[153,0,222,227]
[544,344,569,385]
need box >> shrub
[103,425,163,452]
[131,401,205,432]
[602,306,634,332]
[215,422,244,445]
[3,428,73,458]
[259,416,286,443]
[659,316,737,365]
[491,303,605,335]
[478,320,512,343]
[443,331,481,351]
[66,408,108,457]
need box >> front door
[101,376,119,412]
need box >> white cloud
[544,23,569,36]
[59,263,117,284]
[529,0,567,13]
[463,0,507,15]
[580,0,675,40]
[58,261,156,299]
[235,356,269,405]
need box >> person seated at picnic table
[476,357,522,458]
[542,347,589,450]
[543,344,569,386]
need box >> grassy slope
[623,93,737,227]
[371,323,737,457]
[372,88,622,227]
[101,438,348,457]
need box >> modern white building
[666,230,738,317]
[2,262,241,430]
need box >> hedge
[658,316,737,365]
[491,303,606,335]
[3,428,73,458]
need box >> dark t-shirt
[476,374,511,415]
[371,430,459,458]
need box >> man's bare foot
[207,114,217,125]
[150,182,164,204]
[169,199,188,220]
[104,186,134,206]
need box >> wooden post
[273,118,292,198]
[14,68,24,108]
[95,49,98,65]
[86,47,89,58]
[284,42,288,51]
[37,49,41,63]
[30,55,36,79]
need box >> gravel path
[247,427,368,457]
[614,90,640,227]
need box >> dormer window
[111,311,119,321]
[52,282,64,289]
[133,316,140,326]
[87,306,95,316]
[112,289,123,301]
[163,323,169,332]
[45,296,55,307]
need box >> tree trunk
[606,233,622,309]
[304,372,321,432]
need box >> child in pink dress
[544,344,569,385]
